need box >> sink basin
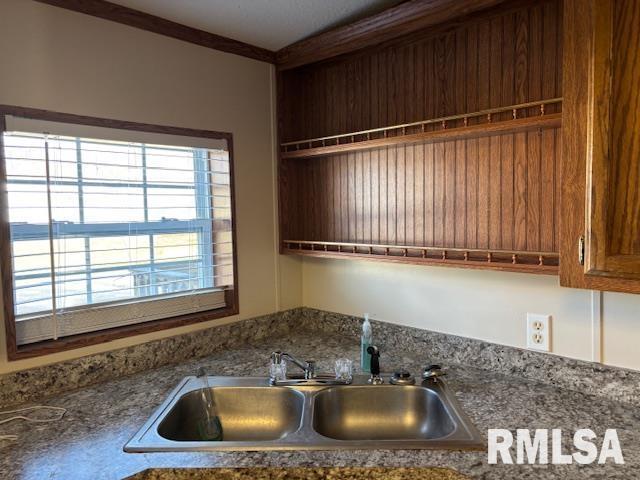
[313,385,455,441]
[158,387,304,441]
[124,375,483,452]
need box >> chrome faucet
[271,351,316,379]
[269,350,351,386]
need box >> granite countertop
[125,467,468,480]
[0,332,638,480]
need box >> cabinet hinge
[578,236,585,266]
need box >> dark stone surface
[0,325,638,479]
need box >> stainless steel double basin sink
[124,375,483,452]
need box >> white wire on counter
[0,405,67,442]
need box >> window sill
[7,289,238,361]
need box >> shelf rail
[282,240,560,274]
[281,97,562,155]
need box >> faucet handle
[390,369,416,385]
[423,364,446,382]
[305,360,316,379]
[269,352,287,381]
[271,351,283,364]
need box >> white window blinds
[2,116,234,345]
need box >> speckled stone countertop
[125,467,468,479]
[1,332,638,480]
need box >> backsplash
[0,309,302,408]
[1,307,639,408]
[300,308,640,406]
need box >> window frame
[0,105,239,360]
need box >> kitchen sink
[312,385,455,441]
[157,387,305,441]
[124,375,483,452]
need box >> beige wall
[0,0,302,373]
[302,257,640,370]
[602,292,640,369]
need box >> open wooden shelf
[281,99,562,160]
[283,240,560,275]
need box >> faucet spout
[271,351,316,379]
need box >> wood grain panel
[406,144,415,245]
[288,125,560,252]
[582,0,640,279]
[279,0,563,273]
[276,0,510,69]
[371,149,380,244]
[455,139,467,247]
[279,0,562,143]
[466,23,479,248]
[608,0,640,257]
[444,141,456,247]
[397,145,406,245]
[513,132,528,250]
[526,130,541,251]
[379,148,388,244]
[415,143,425,246]
[540,128,556,252]
[488,8,502,251]
[424,143,435,246]
[466,138,479,248]
[501,15,515,249]
[434,142,445,246]
[554,129,561,253]
[476,18,491,250]
[501,133,514,250]
[388,146,397,245]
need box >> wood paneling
[283,130,560,253]
[279,0,563,273]
[280,0,562,143]
[276,0,510,70]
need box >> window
[0,109,237,356]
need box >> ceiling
[110,0,404,51]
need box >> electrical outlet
[526,313,551,351]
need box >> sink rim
[124,375,484,452]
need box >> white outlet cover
[526,313,551,352]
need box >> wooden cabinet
[561,0,640,293]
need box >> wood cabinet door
[561,0,640,293]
